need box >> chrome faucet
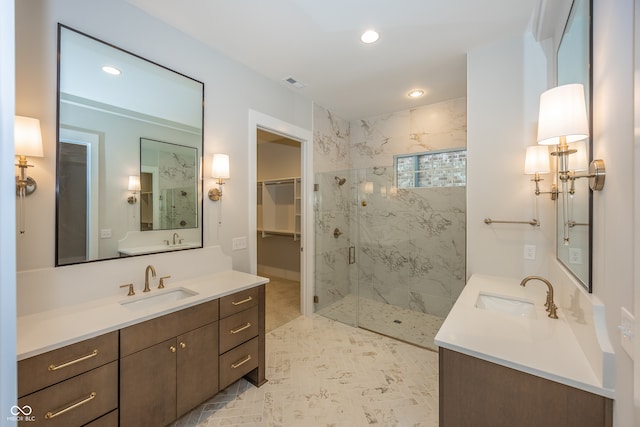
[520,276,558,319]
[172,232,180,245]
[144,265,156,292]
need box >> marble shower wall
[350,98,467,169]
[313,98,467,320]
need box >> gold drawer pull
[48,350,98,371]
[231,296,253,306]
[231,355,252,369]
[230,322,252,334]
[45,392,96,419]
[170,346,177,353]
[179,342,187,349]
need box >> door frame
[248,110,314,316]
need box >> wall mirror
[556,0,592,290]
[56,25,204,266]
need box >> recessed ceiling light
[360,30,379,44]
[102,65,121,76]
[408,89,425,98]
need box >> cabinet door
[120,338,177,427]
[176,322,219,418]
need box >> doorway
[248,110,314,332]
[256,129,302,331]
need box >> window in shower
[395,148,467,189]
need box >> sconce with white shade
[524,145,556,200]
[15,116,44,234]
[208,154,230,201]
[536,83,606,244]
[127,175,141,204]
[537,83,605,191]
[15,116,44,196]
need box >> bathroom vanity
[16,267,267,427]
[435,274,614,427]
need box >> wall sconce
[537,84,605,190]
[536,83,606,244]
[127,175,141,204]
[524,145,556,200]
[208,154,230,201]
[15,116,44,197]
[15,116,44,234]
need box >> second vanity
[435,274,614,427]
[16,266,268,427]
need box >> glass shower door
[313,169,357,326]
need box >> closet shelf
[257,176,302,241]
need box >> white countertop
[17,270,268,361]
[434,274,614,399]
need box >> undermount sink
[475,292,536,318]
[120,287,199,311]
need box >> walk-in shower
[314,163,466,350]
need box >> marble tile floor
[173,314,439,426]
[316,295,444,352]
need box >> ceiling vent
[282,76,307,89]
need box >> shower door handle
[348,246,356,264]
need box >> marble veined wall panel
[350,98,467,170]
[313,104,351,173]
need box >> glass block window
[395,149,467,189]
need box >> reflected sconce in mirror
[536,83,606,244]
[15,116,44,234]
[524,145,556,200]
[127,175,141,204]
[208,154,230,201]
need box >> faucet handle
[120,283,135,296]
[158,275,171,289]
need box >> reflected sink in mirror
[475,292,536,318]
[120,287,199,311]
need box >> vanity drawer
[120,299,219,357]
[18,331,118,397]
[17,361,118,427]
[219,287,259,318]
[219,337,259,390]
[219,306,259,354]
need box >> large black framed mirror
[556,0,593,290]
[56,25,204,266]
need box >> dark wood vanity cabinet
[17,285,266,427]
[439,347,613,427]
[218,285,267,389]
[119,300,219,426]
[17,331,119,427]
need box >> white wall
[590,0,635,424]
[0,0,16,422]
[15,0,312,273]
[467,33,553,280]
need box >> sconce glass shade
[128,175,141,191]
[211,154,230,179]
[568,140,589,171]
[524,146,550,175]
[537,83,589,145]
[14,116,44,157]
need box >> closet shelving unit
[257,177,301,240]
